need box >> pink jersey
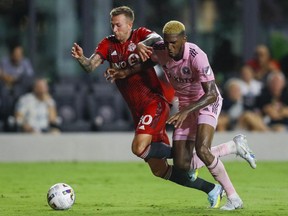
[153,42,222,106]
[153,42,223,140]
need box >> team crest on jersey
[128,42,136,52]
[182,66,191,75]
[203,66,212,76]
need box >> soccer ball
[47,183,75,210]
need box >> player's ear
[183,35,187,42]
[128,21,133,29]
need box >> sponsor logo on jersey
[166,69,194,83]
[128,53,140,66]
[111,53,141,69]
[128,42,136,52]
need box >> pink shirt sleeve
[192,50,215,83]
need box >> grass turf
[0,161,287,216]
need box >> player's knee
[131,142,147,157]
[195,145,210,162]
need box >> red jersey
[95,27,166,117]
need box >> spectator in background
[217,79,268,132]
[246,44,281,82]
[257,72,288,131]
[14,78,60,133]
[0,43,34,90]
[237,65,263,109]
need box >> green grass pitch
[0,161,287,216]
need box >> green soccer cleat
[207,184,225,208]
[188,168,198,181]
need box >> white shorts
[173,97,222,141]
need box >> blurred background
[1,0,288,133]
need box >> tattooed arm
[71,43,102,73]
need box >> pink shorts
[173,97,222,141]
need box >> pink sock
[190,141,236,169]
[208,157,236,197]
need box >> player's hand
[166,109,190,128]
[104,68,128,83]
[137,42,153,62]
[71,43,83,59]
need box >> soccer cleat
[188,169,198,181]
[220,195,243,210]
[207,184,225,208]
[233,134,257,169]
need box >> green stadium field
[0,161,287,216]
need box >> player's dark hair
[110,6,134,22]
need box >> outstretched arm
[167,81,218,128]
[71,43,102,73]
[105,59,157,83]
[137,32,163,62]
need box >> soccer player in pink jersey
[153,20,257,210]
[111,20,257,209]
[71,6,228,208]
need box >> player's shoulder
[186,42,207,59]
[135,26,152,32]
[133,27,153,37]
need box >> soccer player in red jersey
[72,6,224,207]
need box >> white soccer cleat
[220,195,243,210]
[233,134,257,169]
[207,184,225,208]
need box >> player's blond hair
[163,20,185,35]
[110,6,134,22]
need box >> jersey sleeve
[152,41,169,66]
[95,38,109,61]
[137,27,154,40]
[192,50,215,83]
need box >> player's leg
[172,140,194,171]
[132,134,172,159]
[146,158,169,178]
[190,134,256,169]
[170,114,224,208]
[131,100,172,160]
[145,154,219,202]
[195,123,243,210]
